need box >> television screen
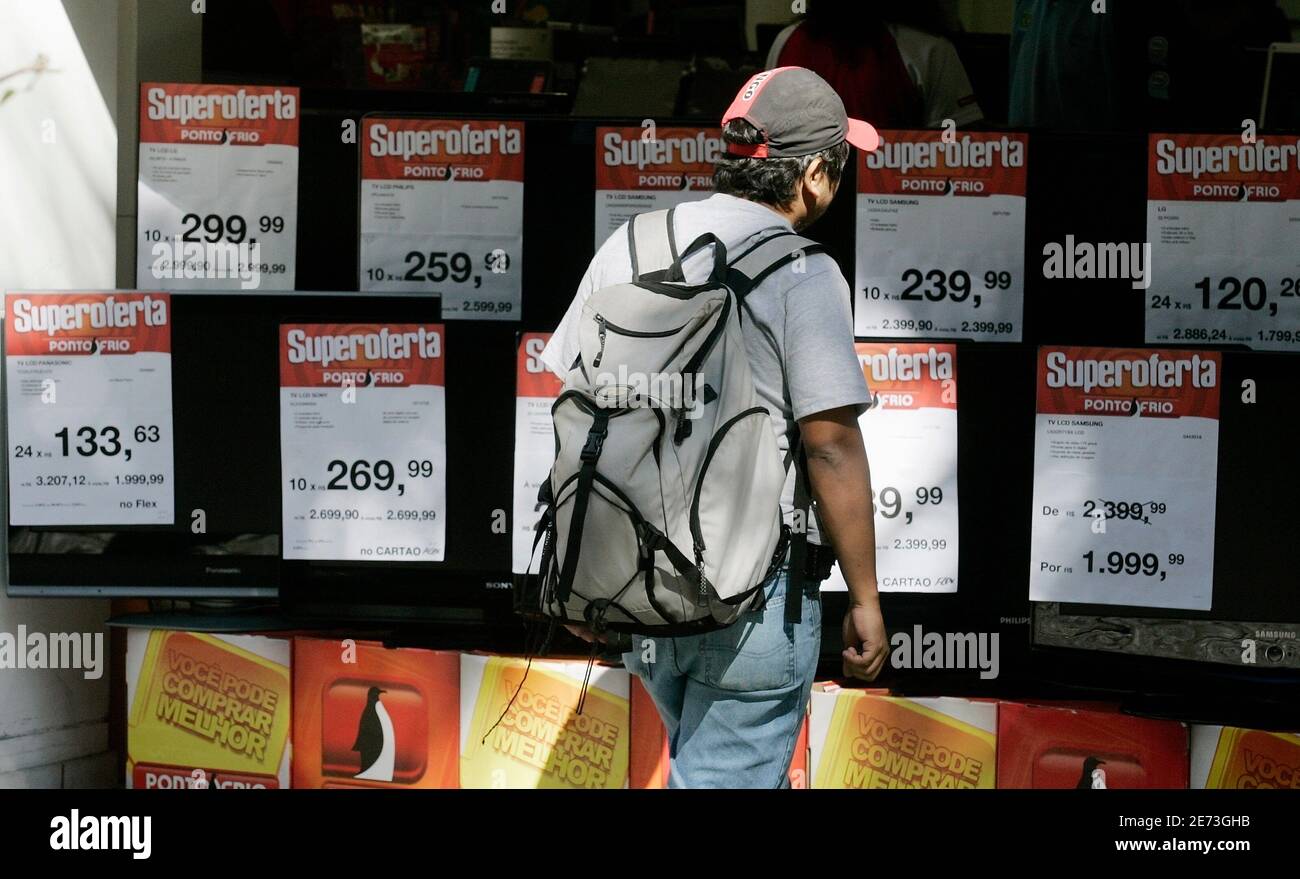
[3,291,517,627]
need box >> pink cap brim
[846,118,880,152]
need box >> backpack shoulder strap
[727,231,827,302]
[627,208,678,282]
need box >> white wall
[0,0,119,788]
[0,0,202,789]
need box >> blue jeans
[622,567,822,788]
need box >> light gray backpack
[531,207,823,636]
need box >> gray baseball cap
[721,66,880,158]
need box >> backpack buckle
[580,424,608,462]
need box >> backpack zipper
[688,405,770,562]
[593,315,607,367]
[592,313,694,368]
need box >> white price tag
[854,131,1027,341]
[512,333,563,573]
[822,343,959,594]
[5,292,174,525]
[1146,133,1300,351]
[136,83,299,291]
[1029,346,1220,610]
[360,119,524,320]
[593,127,720,250]
[279,324,447,561]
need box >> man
[768,0,984,130]
[540,67,888,788]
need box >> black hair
[713,119,850,209]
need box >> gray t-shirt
[542,192,870,544]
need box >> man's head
[712,67,879,231]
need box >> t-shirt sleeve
[540,221,631,378]
[539,265,593,378]
[782,264,871,422]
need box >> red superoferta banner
[1148,133,1300,202]
[361,118,525,182]
[594,126,720,191]
[1035,346,1220,420]
[279,323,445,388]
[139,83,299,146]
[859,130,1028,197]
[4,292,171,356]
[856,342,957,411]
[516,332,563,398]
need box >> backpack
[527,207,823,637]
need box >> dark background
[10,0,1300,728]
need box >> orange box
[1191,725,1300,789]
[292,637,459,788]
[809,683,997,789]
[126,629,291,789]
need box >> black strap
[639,523,704,593]
[669,232,728,286]
[786,438,811,625]
[555,411,610,605]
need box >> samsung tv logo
[368,123,521,159]
[285,327,441,368]
[145,87,296,123]
[10,296,167,336]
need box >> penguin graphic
[361,369,375,387]
[352,686,396,782]
[88,337,100,355]
[1077,756,1107,789]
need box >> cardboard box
[291,637,459,789]
[809,683,998,789]
[997,701,1188,788]
[1191,725,1300,789]
[459,654,630,789]
[629,676,670,788]
[126,629,291,789]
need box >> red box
[292,638,459,788]
[997,701,1188,789]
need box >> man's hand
[841,598,888,681]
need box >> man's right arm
[800,407,889,681]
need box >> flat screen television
[3,291,518,631]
